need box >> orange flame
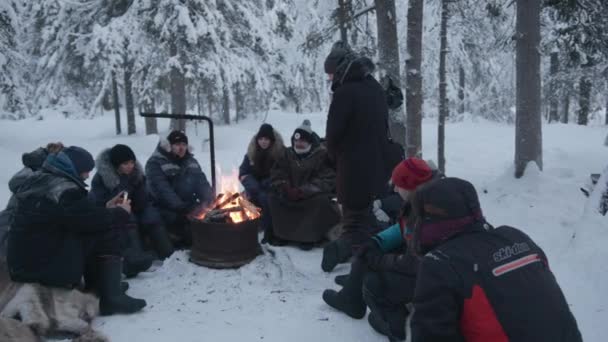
[197,168,261,223]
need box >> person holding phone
[90,144,169,275]
[7,146,146,315]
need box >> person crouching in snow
[322,158,436,341]
[267,120,340,249]
[239,123,285,244]
[145,130,214,249]
[7,146,146,315]
[89,144,167,276]
[409,177,582,342]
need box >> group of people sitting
[0,37,584,340]
[0,130,214,316]
[0,121,584,341]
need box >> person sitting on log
[7,146,146,315]
[89,144,170,275]
[268,120,340,249]
[145,130,214,249]
[239,123,285,244]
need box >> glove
[373,208,390,223]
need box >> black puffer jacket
[7,152,129,287]
[326,57,390,209]
[412,226,582,342]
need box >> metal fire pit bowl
[189,218,262,269]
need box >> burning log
[240,195,262,218]
[212,192,240,211]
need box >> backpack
[385,76,404,110]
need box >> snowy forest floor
[0,110,606,341]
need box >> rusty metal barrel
[189,218,262,269]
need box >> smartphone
[122,191,129,204]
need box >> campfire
[195,170,261,223]
[189,169,263,269]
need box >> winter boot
[322,287,367,319]
[334,274,349,287]
[122,229,155,278]
[83,262,129,293]
[146,224,174,259]
[97,256,146,316]
[368,311,389,337]
[362,285,407,341]
[321,238,352,272]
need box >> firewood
[239,196,261,215]
[212,192,240,210]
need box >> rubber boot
[322,287,366,319]
[362,283,407,341]
[97,256,146,316]
[83,262,129,293]
[368,311,390,337]
[146,224,174,259]
[322,257,367,319]
[321,238,352,272]
[122,229,154,278]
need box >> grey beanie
[292,119,314,144]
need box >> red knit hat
[391,158,433,191]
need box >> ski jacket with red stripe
[411,225,582,342]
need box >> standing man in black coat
[322,41,392,272]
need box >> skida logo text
[491,242,541,277]
[492,242,530,262]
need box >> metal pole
[140,112,216,195]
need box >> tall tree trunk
[605,94,608,125]
[562,96,570,123]
[337,0,349,43]
[458,65,465,115]
[207,92,214,121]
[438,0,449,173]
[144,97,158,135]
[578,77,591,125]
[197,88,202,116]
[234,81,244,123]
[549,52,559,123]
[170,41,186,131]
[375,0,405,148]
[111,71,122,135]
[124,59,136,135]
[514,0,543,178]
[221,71,230,125]
[406,0,424,157]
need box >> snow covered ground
[0,110,606,341]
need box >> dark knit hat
[411,177,485,254]
[63,146,95,174]
[167,130,188,145]
[392,158,433,191]
[109,144,136,168]
[292,119,314,144]
[324,41,352,74]
[256,123,276,142]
